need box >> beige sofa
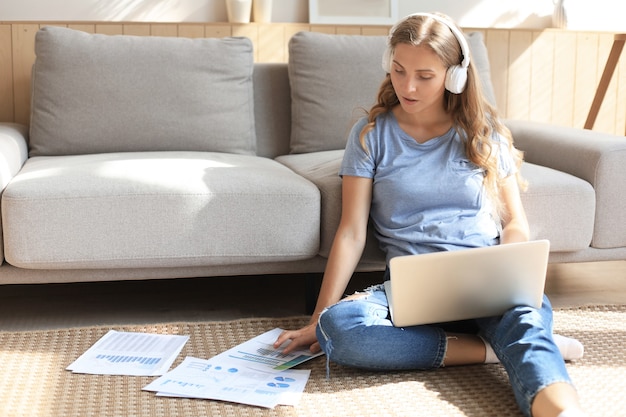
[0,27,625,286]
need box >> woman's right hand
[273,321,321,355]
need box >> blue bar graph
[95,354,161,365]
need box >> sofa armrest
[0,123,29,191]
[504,119,626,249]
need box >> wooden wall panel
[204,24,232,38]
[11,24,38,126]
[123,24,151,36]
[506,31,533,121]
[617,44,626,134]
[573,33,601,129]
[0,25,14,121]
[177,24,206,39]
[67,24,96,34]
[95,24,123,35]
[529,31,555,124]
[0,22,624,136]
[361,27,388,36]
[594,33,619,134]
[484,29,510,116]
[258,23,286,63]
[551,31,577,127]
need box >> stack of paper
[68,327,322,408]
[143,328,322,408]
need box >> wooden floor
[0,261,624,332]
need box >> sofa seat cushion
[2,152,320,269]
[520,162,595,252]
[0,124,29,266]
[29,26,256,156]
[277,151,595,260]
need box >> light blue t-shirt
[339,112,516,263]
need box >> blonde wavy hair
[360,13,526,218]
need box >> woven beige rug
[1,305,624,417]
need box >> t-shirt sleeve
[339,117,376,179]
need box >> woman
[274,13,586,417]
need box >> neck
[392,106,453,144]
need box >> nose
[399,77,417,94]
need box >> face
[389,43,447,115]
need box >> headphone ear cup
[445,65,468,94]
[382,46,393,73]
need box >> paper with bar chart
[67,330,189,376]
[142,328,321,407]
[218,327,324,372]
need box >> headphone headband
[386,12,470,69]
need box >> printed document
[143,328,323,408]
[143,356,310,408]
[217,327,323,371]
[69,327,320,407]
[67,330,189,376]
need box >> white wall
[0,0,624,31]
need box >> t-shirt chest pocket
[450,158,484,178]
[447,158,486,199]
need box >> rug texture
[0,305,624,417]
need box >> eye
[391,64,404,74]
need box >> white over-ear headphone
[382,12,470,94]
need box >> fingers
[273,326,318,355]
[280,333,305,355]
[310,342,321,354]
[273,329,296,349]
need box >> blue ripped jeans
[316,283,573,417]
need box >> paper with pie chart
[142,328,320,408]
[143,356,311,408]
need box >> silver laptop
[384,240,550,327]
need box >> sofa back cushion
[29,26,256,156]
[288,31,497,154]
